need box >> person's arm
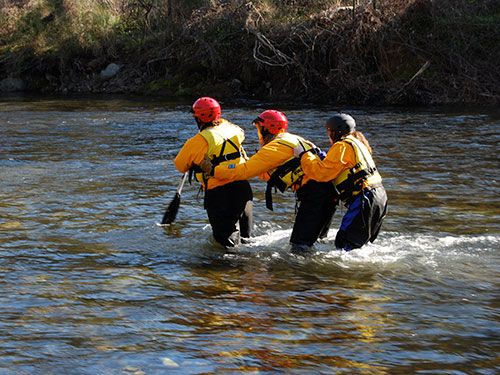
[300,141,355,182]
[174,134,208,173]
[213,141,290,181]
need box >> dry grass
[1,0,499,105]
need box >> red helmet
[253,110,288,134]
[192,97,221,122]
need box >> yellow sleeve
[300,141,356,181]
[174,134,208,173]
[214,140,291,181]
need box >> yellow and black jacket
[301,134,382,204]
[214,132,319,210]
[174,119,247,190]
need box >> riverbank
[1,0,499,106]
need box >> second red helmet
[253,110,288,134]
[192,97,221,123]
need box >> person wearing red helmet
[200,109,338,255]
[296,113,388,251]
[174,97,253,249]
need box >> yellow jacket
[301,135,382,202]
[174,119,246,190]
[214,132,315,191]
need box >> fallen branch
[387,60,431,102]
[252,31,296,67]
[407,60,431,86]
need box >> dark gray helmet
[326,113,356,137]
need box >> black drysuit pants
[204,180,253,248]
[291,180,339,248]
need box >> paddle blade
[161,193,181,224]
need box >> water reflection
[0,96,499,374]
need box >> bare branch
[252,31,295,67]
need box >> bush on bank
[1,0,499,105]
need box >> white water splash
[235,224,500,277]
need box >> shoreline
[1,1,499,107]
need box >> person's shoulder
[329,139,350,152]
[278,132,305,141]
[217,118,234,126]
[275,132,306,146]
[219,118,244,132]
[337,137,351,145]
[219,118,239,126]
[186,132,207,145]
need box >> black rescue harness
[265,157,303,211]
[189,138,242,188]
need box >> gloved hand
[317,150,327,160]
[293,145,305,158]
[199,153,213,175]
[294,140,317,158]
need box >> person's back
[174,97,253,248]
[175,118,247,190]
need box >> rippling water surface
[1,95,499,374]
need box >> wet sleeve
[300,142,355,181]
[174,135,208,173]
[213,141,290,181]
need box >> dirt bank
[1,0,499,106]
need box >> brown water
[1,95,499,374]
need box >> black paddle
[161,172,188,225]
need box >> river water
[1,95,499,374]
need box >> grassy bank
[1,0,499,105]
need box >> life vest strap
[211,151,241,166]
[189,165,202,183]
[265,157,302,210]
[264,135,318,211]
[336,166,378,201]
[265,177,288,211]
